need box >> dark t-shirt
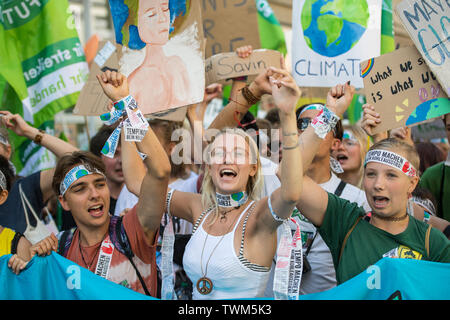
[0,171,44,234]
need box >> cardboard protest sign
[395,0,450,96]
[205,49,282,85]
[360,46,450,134]
[109,0,205,117]
[292,0,382,88]
[202,0,261,58]
[74,41,119,116]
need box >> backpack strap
[338,216,362,265]
[57,228,76,257]
[109,215,152,296]
[334,180,347,197]
[11,232,24,255]
[425,224,432,258]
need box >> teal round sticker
[231,192,244,201]
[75,169,89,179]
[101,143,110,155]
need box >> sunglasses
[297,117,311,131]
[297,116,337,135]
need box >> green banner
[256,0,287,55]
[0,0,88,174]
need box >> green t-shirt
[319,193,450,284]
[419,161,449,221]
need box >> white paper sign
[292,0,382,88]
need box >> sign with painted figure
[202,0,261,58]
[108,0,205,116]
[205,49,282,85]
[0,0,88,175]
[395,0,450,96]
[292,0,382,88]
[360,46,450,134]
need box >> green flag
[256,0,287,55]
[0,0,88,175]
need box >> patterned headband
[60,164,105,196]
[364,149,417,177]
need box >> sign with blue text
[395,0,450,96]
[292,0,382,88]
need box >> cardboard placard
[73,41,119,116]
[395,0,450,96]
[360,46,450,134]
[202,0,261,58]
[205,49,282,85]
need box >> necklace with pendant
[196,206,242,295]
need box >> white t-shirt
[265,172,370,297]
[114,172,200,237]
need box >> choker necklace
[371,211,409,222]
[216,191,248,208]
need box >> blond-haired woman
[332,124,371,189]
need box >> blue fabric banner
[1,253,448,300]
[299,258,450,300]
[0,253,155,300]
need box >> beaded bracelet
[241,85,260,105]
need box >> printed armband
[268,194,288,222]
[310,107,340,139]
[99,95,149,158]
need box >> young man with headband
[32,71,171,296]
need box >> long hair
[340,124,371,188]
[201,128,264,222]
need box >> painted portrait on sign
[109,0,205,115]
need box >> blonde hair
[201,128,264,221]
[339,124,371,188]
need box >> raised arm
[253,65,303,232]
[97,70,171,243]
[294,82,355,227]
[0,111,79,202]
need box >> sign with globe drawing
[292,0,382,88]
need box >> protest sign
[205,49,282,85]
[360,46,450,134]
[109,0,205,116]
[395,0,450,96]
[0,0,88,174]
[292,0,382,88]
[202,0,261,58]
[73,41,119,116]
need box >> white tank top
[183,201,271,300]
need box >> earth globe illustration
[301,0,370,57]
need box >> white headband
[364,149,417,177]
[60,164,105,196]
